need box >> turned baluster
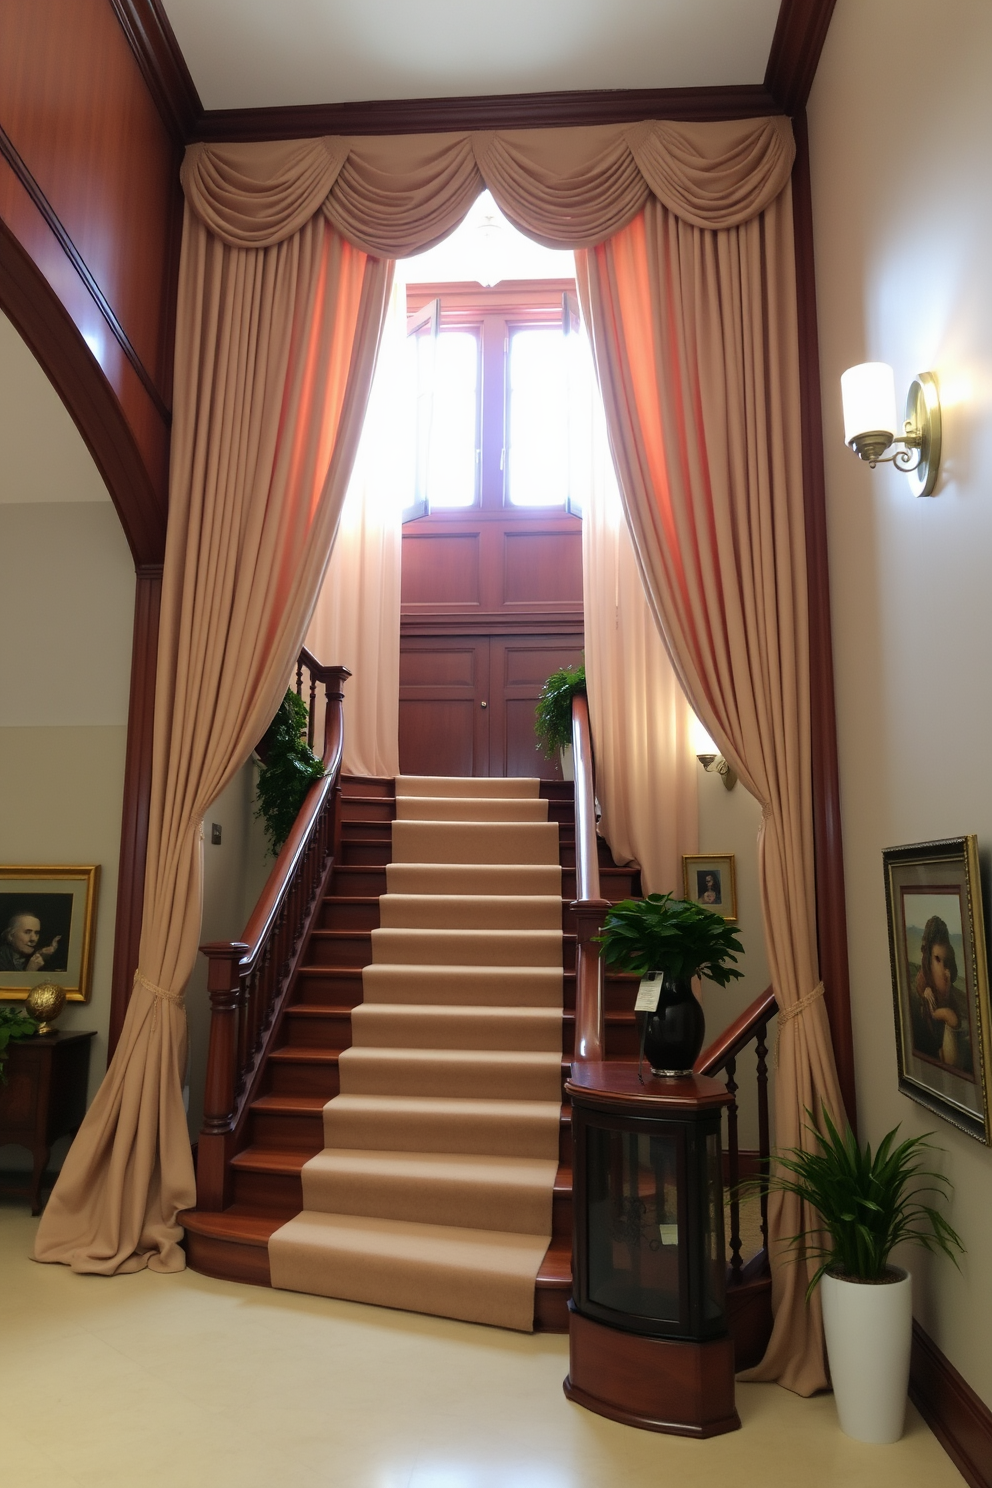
[725,1055,743,1284]
[755,1020,770,1254]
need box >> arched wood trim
[0,214,167,569]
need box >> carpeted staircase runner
[269,775,563,1331]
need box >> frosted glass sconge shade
[841,362,898,451]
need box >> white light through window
[412,329,479,509]
[507,327,570,507]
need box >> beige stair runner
[269,775,563,1331]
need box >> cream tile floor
[1,1205,964,1488]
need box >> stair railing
[695,985,778,1286]
[570,692,610,1062]
[196,658,351,1211]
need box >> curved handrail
[695,986,778,1075]
[570,692,610,1063]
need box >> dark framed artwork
[0,866,99,1003]
[883,836,992,1144]
[682,854,737,922]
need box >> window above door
[404,280,589,521]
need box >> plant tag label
[635,975,663,1013]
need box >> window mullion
[479,312,506,511]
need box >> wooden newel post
[319,665,351,764]
[571,899,610,1062]
[196,940,248,1211]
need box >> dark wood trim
[0,215,167,568]
[765,0,838,116]
[790,110,857,1129]
[108,567,162,1059]
[108,0,202,146]
[194,85,781,144]
[911,1321,992,1488]
[0,122,170,424]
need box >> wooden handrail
[695,986,778,1076]
[695,984,778,1286]
[196,655,351,1212]
[570,692,610,1063]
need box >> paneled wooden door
[399,634,584,777]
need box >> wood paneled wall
[0,0,182,556]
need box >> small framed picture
[883,836,992,1145]
[682,854,737,921]
[0,866,99,1003]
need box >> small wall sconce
[840,363,942,497]
[692,718,737,792]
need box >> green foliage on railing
[254,690,326,855]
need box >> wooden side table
[0,1031,95,1214]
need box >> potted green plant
[596,893,744,1073]
[254,690,326,855]
[534,663,585,780]
[761,1108,963,1444]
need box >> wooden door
[488,635,586,778]
[398,637,490,776]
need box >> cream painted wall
[0,310,135,1170]
[809,0,992,1406]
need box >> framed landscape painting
[883,836,992,1144]
[0,865,99,1003]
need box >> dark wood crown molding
[765,0,838,115]
[109,0,202,146]
[193,84,780,143]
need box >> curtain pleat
[575,196,846,1393]
[34,214,391,1274]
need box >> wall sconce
[840,363,942,497]
[692,718,737,792]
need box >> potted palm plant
[534,663,585,780]
[596,893,744,1073]
[763,1109,963,1443]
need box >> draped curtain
[577,347,698,893]
[35,208,391,1274]
[305,271,407,778]
[36,113,846,1392]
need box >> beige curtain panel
[38,112,849,1392]
[575,194,847,1394]
[35,205,391,1274]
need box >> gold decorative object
[25,981,66,1035]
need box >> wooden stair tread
[536,1237,572,1287]
[251,1094,326,1114]
[180,1207,285,1245]
[269,1046,345,1064]
[232,1143,572,1185]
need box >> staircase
[181,773,641,1329]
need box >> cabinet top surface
[566,1062,732,1112]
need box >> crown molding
[765,0,838,114]
[192,84,780,143]
[109,0,202,146]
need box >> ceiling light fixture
[840,363,942,497]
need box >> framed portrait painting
[883,836,992,1144]
[0,865,99,1004]
[682,854,737,922]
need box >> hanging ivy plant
[534,663,586,759]
[254,690,326,855]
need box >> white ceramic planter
[820,1268,913,1444]
[559,744,574,781]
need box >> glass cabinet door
[586,1125,683,1324]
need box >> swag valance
[181,116,796,254]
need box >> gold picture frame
[0,865,100,1003]
[883,836,992,1145]
[682,854,737,922]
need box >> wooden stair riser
[341,820,392,843]
[266,1054,341,1100]
[279,1004,635,1056]
[249,1102,575,1168]
[330,866,389,896]
[308,931,372,967]
[295,969,364,1006]
[341,776,393,799]
[340,798,395,823]
[319,898,381,931]
[340,840,392,867]
[230,1156,574,1237]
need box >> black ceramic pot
[642,975,706,1076]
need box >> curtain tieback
[775,981,825,1065]
[133,970,185,1008]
